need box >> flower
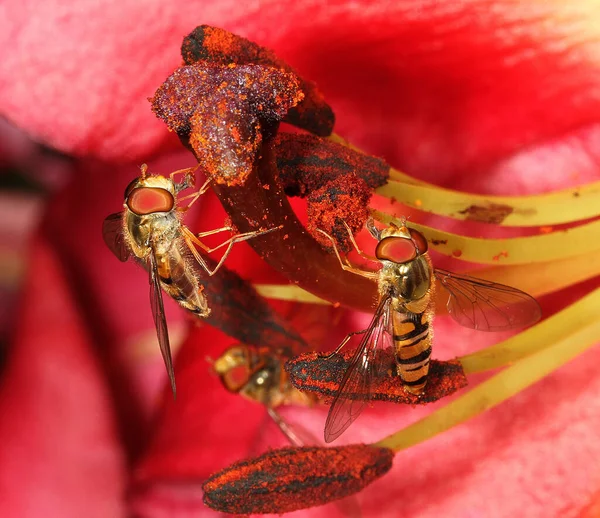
[1,2,600,518]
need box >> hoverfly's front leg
[316,228,379,280]
[176,177,212,212]
[326,328,369,359]
[170,164,201,192]
[366,216,382,240]
[341,220,378,262]
[181,225,282,276]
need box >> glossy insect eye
[375,236,417,263]
[127,187,174,215]
[409,228,428,254]
[221,365,252,393]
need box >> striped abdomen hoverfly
[318,219,542,442]
[102,164,279,396]
[213,344,319,446]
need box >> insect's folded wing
[102,212,130,262]
[324,299,389,443]
[148,248,177,396]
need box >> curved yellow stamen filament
[375,179,600,227]
[330,132,600,226]
[375,291,600,452]
[372,210,600,265]
[254,284,330,305]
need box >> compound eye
[375,237,417,263]
[221,365,251,393]
[127,187,174,215]
[409,228,428,254]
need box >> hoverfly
[318,218,542,442]
[102,164,279,396]
[213,344,319,446]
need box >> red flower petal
[0,236,125,518]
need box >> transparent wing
[324,298,390,443]
[102,212,130,262]
[148,247,177,396]
[434,268,542,331]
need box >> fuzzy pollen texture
[203,444,394,514]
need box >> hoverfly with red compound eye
[213,343,320,447]
[317,218,542,443]
[102,164,280,396]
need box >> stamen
[202,444,393,514]
[329,132,600,227]
[285,349,467,404]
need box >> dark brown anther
[307,174,372,252]
[203,444,393,514]
[285,349,468,404]
[274,132,389,196]
[151,64,303,186]
[181,25,335,136]
[198,256,307,351]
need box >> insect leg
[180,228,213,272]
[176,177,212,211]
[316,229,379,280]
[170,163,201,187]
[195,225,234,240]
[266,407,304,447]
[203,226,282,276]
[326,328,368,358]
[182,225,282,276]
[342,220,378,261]
[366,217,381,240]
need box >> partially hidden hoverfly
[102,164,279,396]
[318,218,542,442]
[213,344,319,446]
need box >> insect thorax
[379,254,432,309]
[125,210,180,258]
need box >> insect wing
[148,246,177,396]
[324,298,390,443]
[102,212,130,262]
[434,268,541,331]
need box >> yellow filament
[255,284,330,305]
[375,301,600,452]
[330,132,600,226]
[375,179,600,227]
[372,210,600,265]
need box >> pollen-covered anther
[274,132,389,196]
[286,348,467,404]
[181,25,335,136]
[151,64,304,186]
[202,444,394,514]
[307,174,372,253]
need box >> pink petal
[0,236,126,518]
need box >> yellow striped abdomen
[392,309,433,394]
[156,244,210,317]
